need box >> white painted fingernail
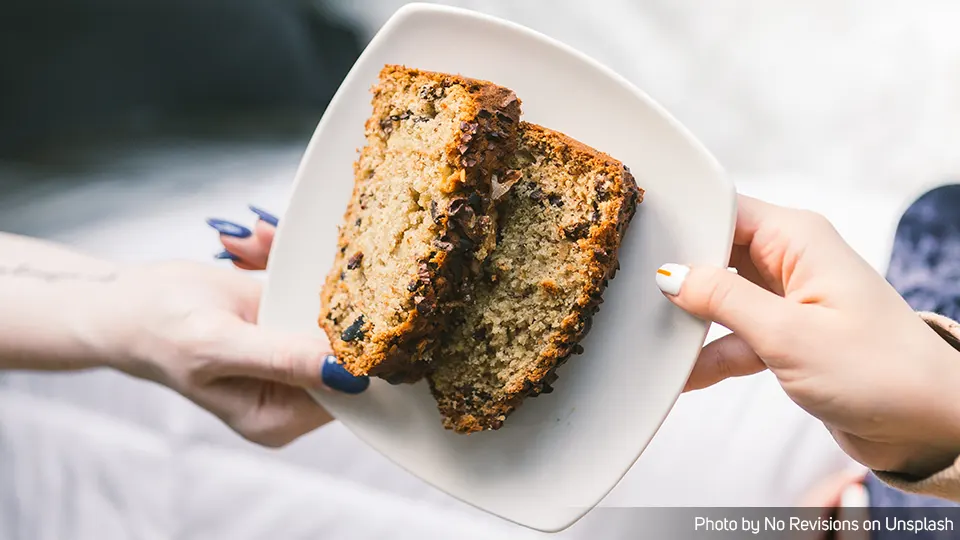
[728,267,738,274]
[656,264,690,296]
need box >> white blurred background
[2,1,958,538]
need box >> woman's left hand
[1,224,367,448]
[101,259,368,447]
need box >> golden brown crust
[432,122,643,433]
[319,65,521,383]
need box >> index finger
[734,194,782,246]
[220,220,276,271]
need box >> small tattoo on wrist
[0,264,118,283]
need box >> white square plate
[260,3,735,532]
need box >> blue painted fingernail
[321,355,369,394]
[214,250,240,261]
[248,205,279,227]
[206,218,252,238]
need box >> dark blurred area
[0,0,363,163]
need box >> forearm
[0,232,120,371]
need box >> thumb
[656,263,797,348]
[214,318,369,394]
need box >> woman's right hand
[656,194,960,478]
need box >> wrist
[92,263,188,386]
[895,321,960,478]
[63,273,133,372]
[81,265,166,381]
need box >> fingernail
[321,355,369,394]
[656,263,690,296]
[206,218,252,238]
[728,267,738,275]
[248,205,279,227]
[214,250,240,261]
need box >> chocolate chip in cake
[581,315,594,336]
[457,235,476,252]
[448,197,468,216]
[418,84,444,100]
[341,315,366,342]
[467,192,482,212]
[414,294,436,315]
[595,176,612,201]
[563,222,591,240]
[529,186,545,202]
[346,252,364,270]
[547,194,564,207]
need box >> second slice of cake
[428,123,642,433]
[320,66,521,383]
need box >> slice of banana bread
[428,123,642,433]
[320,65,521,383]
